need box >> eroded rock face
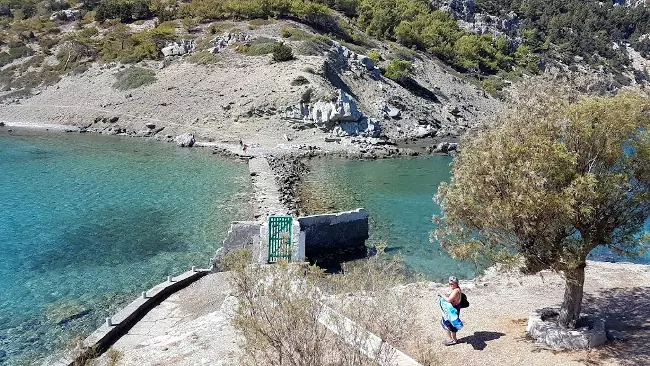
[281,89,381,138]
[174,133,195,147]
[328,41,380,78]
[310,90,363,124]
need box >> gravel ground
[406,260,650,366]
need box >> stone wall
[297,208,369,265]
[212,221,262,268]
[213,209,370,267]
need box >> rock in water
[175,133,195,147]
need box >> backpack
[459,293,469,309]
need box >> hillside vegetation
[0,0,648,97]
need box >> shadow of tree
[458,331,506,350]
[581,286,650,366]
[395,76,441,103]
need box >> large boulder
[174,133,195,147]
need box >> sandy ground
[89,260,649,366]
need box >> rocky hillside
[0,0,648,148]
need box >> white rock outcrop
[174,133,195,147]
[309,90,362,124]
[49,9,81,21]
[281,89,381,138]
[209,32,254,53]
[162,40,195,57]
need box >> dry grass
[223,249,433,366]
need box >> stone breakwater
[266,154,309,216]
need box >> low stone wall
[298,208,369,265]
[212,221,263,268]
[526,308,607,349]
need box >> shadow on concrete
[581,286,650,366]
[459,331,505,350]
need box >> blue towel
[439,296,463,330]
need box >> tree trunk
[558,265,586,328]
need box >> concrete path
[92,272,241,366]
[248,156,290,219]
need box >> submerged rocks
[266,154,309,215]
[429,141,458,154]
[174,133,195,147]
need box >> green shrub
[0,44,35,67]
[295,37,331,56]
[367,50,380,64]
[272,42,294,62]
[280,26,312,41]
[96,0,154,23]
[481,77,507,100]
[187,50,221,65]
[112,67,156,90]
[291,75,310,86]
[238,38,280,56]
[248,18,273,29]
[382,59,414,81]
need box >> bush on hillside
[272,42,294,62]
[112,67,156,90]
[381,58,413,81]
[291,75,310,86]
[95,0,153,23]
[367,50,380,64]
[280,26,313,41]
[187,50,220,65]
[295,36,331,56]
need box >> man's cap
[448,276,459,284]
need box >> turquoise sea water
[0,130,252,365]
[298,157,650,282]
[298,156,477,282]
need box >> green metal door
[268,216,293,263]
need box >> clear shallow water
[298,156,477,282]
[298,157,650,282]
[0,130,252,365]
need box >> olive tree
[433,91,650,328]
